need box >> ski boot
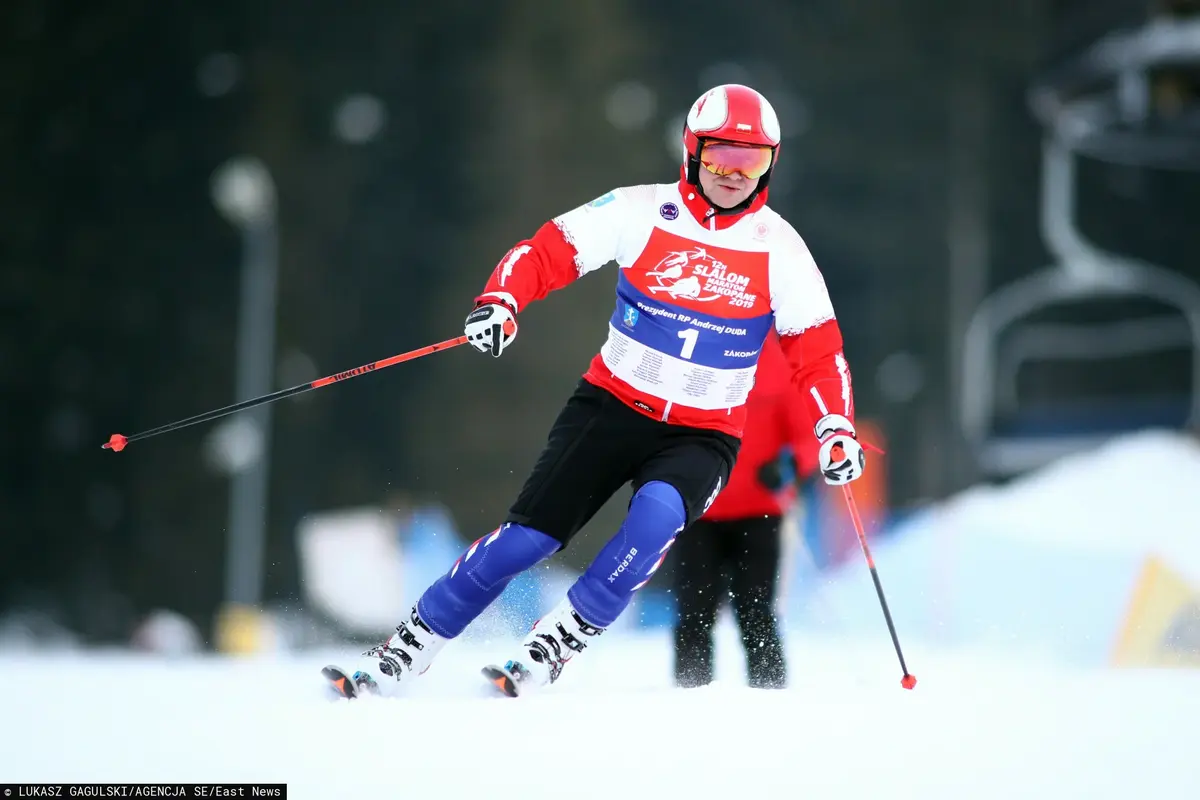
[482,598,605,697]
[323,604,446,700]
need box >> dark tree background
[2,0,1196,643]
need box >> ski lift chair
[960,18,1200,479]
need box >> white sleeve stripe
[498,245,531,287]
[836,353,852,416]
[810,387,829,415]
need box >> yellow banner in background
[214,603,268,655]
[1112,556,1200,668]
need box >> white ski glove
[814,413,865,485]
[464,302,518,357]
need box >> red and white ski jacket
[475,177,855,440]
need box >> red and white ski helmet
[682,84,782,189]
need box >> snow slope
[2,630,1198,799]
[792,430,1200,662]
[934,429,1200,577]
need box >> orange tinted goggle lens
[700,143,774,179]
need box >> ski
[481,660,540,698]
[322,664,379,700]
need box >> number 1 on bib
[677,328,699,360]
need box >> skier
[324,83,865,699]
[669,328,818,690]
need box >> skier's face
[698,166,759,209]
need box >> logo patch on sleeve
[586,191,616,209]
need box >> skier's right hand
[815,413,865,485]
[465,301,518,357]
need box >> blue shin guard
[417,523,561,638]
[567,481,687,628]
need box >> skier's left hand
[814,414,865,485]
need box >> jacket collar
[676,170,768,231]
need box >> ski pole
[102,333,473,453]
[833,445,917,690]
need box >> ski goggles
[699,142,775,180]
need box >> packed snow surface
[2,629,1197,799]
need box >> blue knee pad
[568,480,687,628]
[417,523,561,638]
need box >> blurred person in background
[670,329,818,690]
[324,83,865,700]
